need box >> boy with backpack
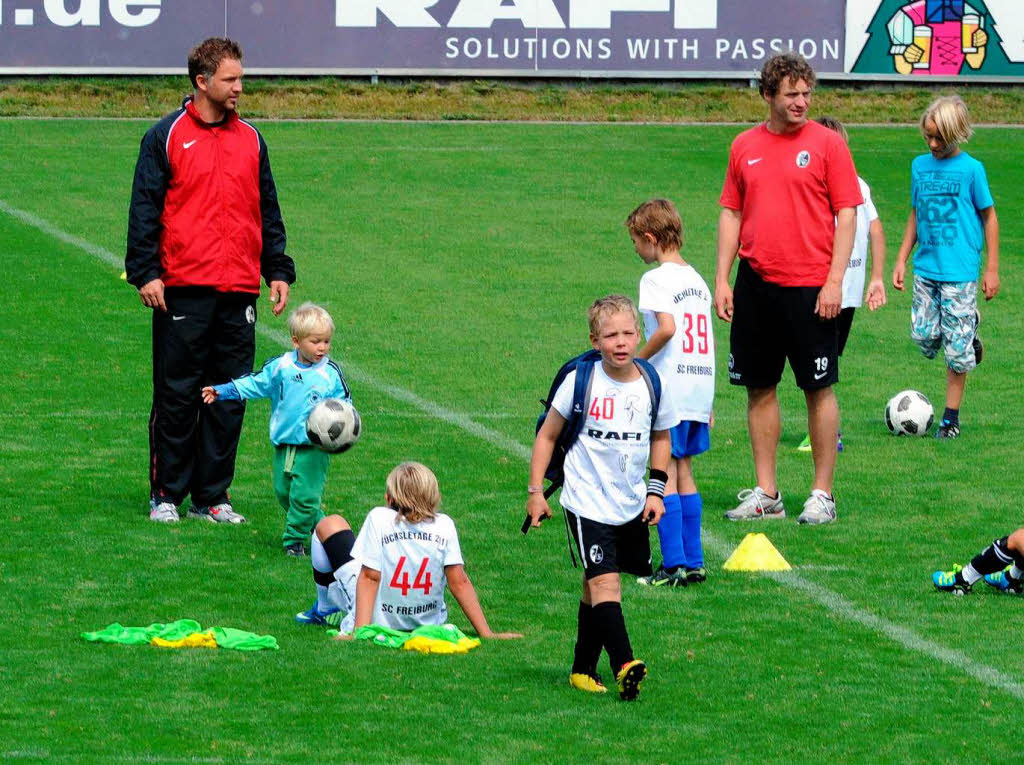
[627,199,715,587]
[526,295,674,701]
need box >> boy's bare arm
[446,565,522,639]
[642,429,671,525]
[352,566,381,629]
[981,206,1000,300]
[526,409,565,527]
[893,210,917,291]
[636,312,675,360]
[866,218,887,310]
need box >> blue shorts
[670,420,710,459]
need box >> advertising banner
[0,0,1021,78]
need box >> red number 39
[681,313,709,354]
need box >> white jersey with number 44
[350,506,464,632]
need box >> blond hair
[386,462,441,524]
[815,115,849,144]
[921,95,973,146]
[587,294,639,338]
[625,199,683,250]
[287,302,335,340]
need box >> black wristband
[647,468,668,498]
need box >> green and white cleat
[637,565,687,588]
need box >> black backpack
[534,349,663,500]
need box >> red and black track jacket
[125,97,294,294]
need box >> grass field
[1,117,1021,763]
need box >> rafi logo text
[336,0,718,30]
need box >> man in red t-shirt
[715,53,861,526]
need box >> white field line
[4,198,1022,701]
[701,535,1024,700]
[0,199,122,268]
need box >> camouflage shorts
[910,275,978,373]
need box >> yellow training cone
[119,271,127,280]
[722,532,792,572]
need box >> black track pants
[149,287,257,507]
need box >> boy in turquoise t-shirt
[202,303,351,554]
[892,95,999,439]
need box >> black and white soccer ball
[884,390,934,436]
[306,399,361,453]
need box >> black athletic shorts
[837,306,856,357]
[729,260,839,391]
[564,509,653,580]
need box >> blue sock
[657,494,685,569]
[679,493,704,569]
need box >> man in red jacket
[126,38,295,524]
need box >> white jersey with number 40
[350,506,464,632]
[552,364,676,526]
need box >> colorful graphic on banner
[848,0,1024,75]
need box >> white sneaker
[797,491,837,525]
[724,487,785,521]
[149,500,180,523]
[188,502,247,524]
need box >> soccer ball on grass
[306,399,361,453]
[884,390,934,436]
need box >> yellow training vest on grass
[722,533,792,572]
[151,631,218,649]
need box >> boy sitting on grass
[933,529,1024,595]
[297,461,522,643]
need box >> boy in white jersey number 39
[628,199,715,588]
[527,295,674,701]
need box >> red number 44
[389,556,433,596]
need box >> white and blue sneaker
[295,601,341,627]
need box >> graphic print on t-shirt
[910,152,993,282]
[552,365,676,526]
